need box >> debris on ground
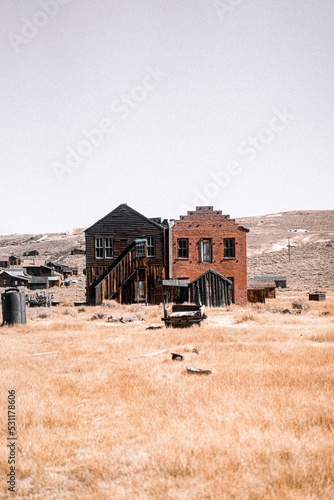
[186,366,212,375]
[171,353,184,361]
[146,324,163,330]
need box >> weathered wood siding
[85,204,168,305]
[189,270,232,307]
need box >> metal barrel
[1,288,27,325]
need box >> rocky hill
[0,210,333,293]
[0,229,86,273]
[237,210,334,291]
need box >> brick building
[170,206,249,305]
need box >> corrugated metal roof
[0,270,30,280]
[162,279,190,287]
[248,279,276,289]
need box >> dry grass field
[1,293,334,499]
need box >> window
[136,241,146,257]
[95,238,103,259]
[147,236,155,257]
[224,238,235,258]
[3,279,6,285]
[177,239,189,258]
[105,238,113,258]
[201,239,212,263]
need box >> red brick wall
[171,206,249,305]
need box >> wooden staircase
[91,239,147,305]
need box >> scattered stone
[171,353,184,361]
[187,366,211,375]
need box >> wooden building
[0,257,9,269]
[85,204,168,305]
[23,265,54,277]
[9,255,21,266]
[28,276,61,290]
[189,269,232,307]
[0,269,31,287]
[23,250,39,257]
[247,279,276,303]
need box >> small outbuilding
[309,292,326,301]
[0,269,31,287]
[189,269,233,307]
[247,279,276,303]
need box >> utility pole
[287,238,296,262]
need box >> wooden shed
[247,279,276,303]
[189,269,233,307]
[309,292,326,301]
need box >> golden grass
[0,295,334,498]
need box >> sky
[1,0,334,234]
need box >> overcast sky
[1,0,333,234]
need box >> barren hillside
[237,210,334,291]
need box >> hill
[237,210,334,291]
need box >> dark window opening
[147,236,155,257]
[105,238,113,258]
[201,239,212,263]
[224,238,235,258]
[177,239,189,259]
[95,238,103,259]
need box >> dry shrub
[62,308,77,318]
[309,331,334,343]
[101,300,121,309]
[91,312,105,320]
[234,312,256,324]
[62,301,74,307]
[37,310,51,319]
[292,299,310,311]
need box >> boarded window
[201,239,212,263]
[177,239,189,258]
[147,236,155,257]
[224,238,235,258]
[105,238,113,258]
[95,238,103,259]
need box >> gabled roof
[85,204,165,233]
[248,279,276,290]
[190,269,233,285]
[0,269,31,281]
